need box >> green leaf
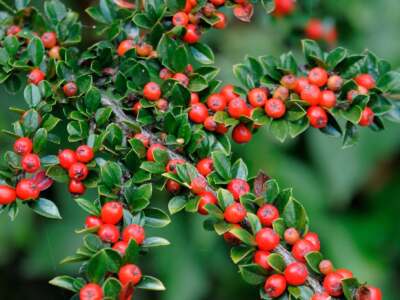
[342,278,360,300]
[281,197,309,234]
[99,0,116,22]
[265,179,280,203]
[261,0,275,13]
[326,47,347,70]
[212,151,232,180]
[103,278,122,298]
[342,121,359,149]
[188,74,208,92]
[87,249,122,283]
[168,196,187,214]
[145,208,171,228]
[339,106,362,124]
[230,226,256,246]
[377,71,400,93]
[46,165,69,183]
[33,128,48,153]
[190,43,214,65]
[28,37,45,66]
[101,162,122,188]
[24,84,42,108]
[49,276,77,292]
[15,0,31,10]
[267,253,286,272]
[171,46,189,72]
[302,39,324,66]
[4,35,19,57]
[239,264,266,285]
[85,87,101,113]
[29,198,62,219]
[231,159,248,180]
[305,251,323,274]
[136,276,166,291]
[231,245,255,264]
[75,198,100,216]
[44,0,67,23]
[233,63,255,89]
[270,119,288,143]
[125,183,152,211]
[142,237,170,248]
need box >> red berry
[41,32,57,49]
[189,103,209,123]
[63,82,78,97]
[292,239,314,262]
[327,75,343,92]
[190,92,200,104]
[359,107,375,127]
[183,24,201,44]
[159,68,172,80]
[85,216,102,229]
[284,262,308,286]
[190,176,207,195]
[207,93,227,112]
[301,84,321,105]
[232,124,252,144]
[323,272,344,297]
[227,178,250,201]
[21,153,41,173]
[117,39,134,56]
[196,157,213,177]
[113,241,129,256]
[308,67,328,87]
[16,179,40,200]
[254,250,271,270]
[311,292,331,300]
[7,25,21,36]
[118,264,142,286]
[265,98,286,119]
[355,74,376,90]
[224,202,247,224]
[248,88,267,107]
[281,75,297,90]
[166,159,185,174]
[79,283,103,300]
[213,12,227,29]
[143,82,161,101]
[273,86,289,101]
[69,162,89,181]
[69,180,86,195]
[133,133,150,148]
[294,77,310,94]
[257,204,279,227]
[304,232,320,251]
[132,101,142,114]
[221,85,238,102]
[156,98,169,111]
[58,149,78,169]
[198,191,217,215]
[210,0,225,5]
[274,0,295,16]
[28,68,45,85]
[284,227,300,245]
[173,73,189,86]
[101,201,123,225]
[228,97,248,118]
[146,144,165,161]
[256,228,280,251]
[216,123,228,134]
[264,274,287,298]
[305,19,324,40]
[307,106,328,129]
[172,12,189,26]
[48,46,61,60]
[14,137,33,155]
[76,145,94,163]
[336,268,353,279]
[320,90,337,108]
[122,224,145,245]
[319,259,334,275]
[166,180,181,193]
[0,185,17,205]
[356,286,382,300]
[203,116,217,131]
[98,224,120,243]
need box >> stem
[0,0,16,14]
[101,94,324,293]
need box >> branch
[101,94,324,293]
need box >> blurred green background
[0,0,400,299]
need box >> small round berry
[189,103,209,123]
[319,259,334,275]
[308,67,328,87]
[0,185,17,205]
[63,82,78,97]
[98,224,120,243]
[304,232,320,251]
[122,224,145,245]
[292,239,314,262]
[69,162,89,181]
[41,32,57,49]
[14,137,33,155]
[347,89,360,102]
[7,25,21,36]
[133,133,150,148]
[207,93,227,112]
[173,12,189,26]
[213,12,227,29]
[320,90,337,108]
[196,158,213,177]
[227,178,250,201]
[28,68,45,85]
[16,179,40,201]
[146,144,165,162]
[281,74,297,90]
[135,43,153,57]
[48,46,61,60]
[224,202,247,224]
[284,262,308,286]
[210,0,225,5]
[159,68,172,80]
[166,180,181,193]
[336,268,353,279]
[117,39,134,56]
[173,73,189,86]
[118,264,142,286]
[265,98,286,119]
[356,286,382,300]
[273,86,289,101]
[85,216,102,229]
[327,75,343,92]
[203,116,217,131]
[113,241,129,256]
[355,74,376,90]
[183,24,201,44]
[69,180,86,195]
[284,227,300,245]
[216,123,228,134]
[257,204,280,227]
[58,149,78,169]
[294,77,310,94]
[79,283,103,300]
[143,82,161,101]
[305,19,324,40]
[132,102,142,115]
[101,201,123,225]
[156,98,169,111]
[221,85,238,102]
[228,97,248,118]
[307,106,328,129]
[301,84,321,105]
[190,176,207,195]
[76,145,94,163]
[256,228,280,251]
[264,274,287,298]
[198,191,217,215]
[359,107,374,127]
[232,123,252,144]
[254,250,271,270]
[323,272,344,297]
[190,92,200,104]
[311,292,331,300]
[166,159,185,174]
[248,88,267,107]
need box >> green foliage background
[0,0,399,299]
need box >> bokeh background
[0,0,399,299]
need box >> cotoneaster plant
[0,0,399,300]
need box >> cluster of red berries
[116,39,156,58]
[58,145,94,195]
[305,19,338,45]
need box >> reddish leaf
[253,171,270,197]
[233,3,254,23]
[114,0,135,9]
[33,171,54,191]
